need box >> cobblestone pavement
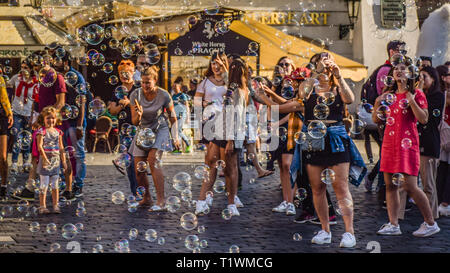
[0,149,449,253]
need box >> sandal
[148,205,167,212]
[53,206,61,214]
[39,207,50,214]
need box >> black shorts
[0,116,8,136]
[211,139,228,148]
[303,136,351,166]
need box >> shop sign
[168,21,258,57]
[245,11,330,26]
[381,0,406,28]
[0,46,44,58]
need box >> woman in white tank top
[193,53,245,215]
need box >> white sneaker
[339,232,356,248]
[377,223,402,235]
[234,196,244,208]
[311,230,332,245]
[413,222,440,237]
[286,203,296,216]
[272,201,288,213]
[438,204,450,216]
[195,200,209,215]
[227,204,240,216]
[10,163,18,173]
[205,194,213,207]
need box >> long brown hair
[205,52,228,78]
[228,58,248,89]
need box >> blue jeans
[126,154,137,196]
[66,127,87,188]
[11,114,31,163]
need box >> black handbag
[300,133,325,152]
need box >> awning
[229,18,368,82]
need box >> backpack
[360,63,391,106]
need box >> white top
[8,74,36,117]
[196,78,227,111]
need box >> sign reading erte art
[381,0,406,28]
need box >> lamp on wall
[339,0,361,39]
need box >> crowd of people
[0,39,449,249]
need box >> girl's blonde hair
[37,106,62,127]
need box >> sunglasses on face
[139,62,150,67]
[279,63,291,67]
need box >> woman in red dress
[373,62,440,237]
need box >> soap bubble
[198,225,206,233]
[316,92,335,105]
[113,153,131,168]
[115,239,130,253]
[71,105,79,119]
[432,109,441,117]
[215,160,226,171]
[194,164,210,179]
[406,65,419,79]
[181,188,193,202]
[399,98,409,109]
[76,207,86,217]
[64,71,78,85]
[123,35,143,56]
[173,172,192,192]
[91,53,105,66]
[136,161,148,172]
[281,84,295,99]
[307,120,327,139]
[297,188,307,201]
[313,104,330,120]
[128,201,138,213]
[382,76,395,87]
[109,38,120,49]
[136,186,145,198]
[158,237,165,245]
[129,228,138,240]
[92,244,104,253]
[180,212,198,231]
[392,173,405,186]
[229,245,240,253]
[391,53,405,67]
[350,119,365,135]
[135,128,156,150]
[293,233,303,241]
[294,131,307,145]
[46,223,57,234]
[166,196,181,213]
[114,144,127,154]
[383,93,396,106]
[386,116,395,126]
[249,42,259,52]
[60,104,73,120]
[29,222,40,232]
[185,234,200,250]
[145,229,157,242]
[213,180,226,194]
[108,75,119,85]
[188,15,198,26]
[75,223,84,232]
[401,138,412,149]
[84,24,104,45]
[214,20,230,34]
[88,99,106,117]
[112,191,125,204]
[50,243,61,252]
[102,63,114,74]
[320,168,336,185]
[221,208,232,220]
[62,223,78,240]
[200,239,208,248]
[376,105,391,120]
[38,67,57,87]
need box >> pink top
[376,66,392,96]
[380,89,428,176]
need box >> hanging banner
[168,21,258,57]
